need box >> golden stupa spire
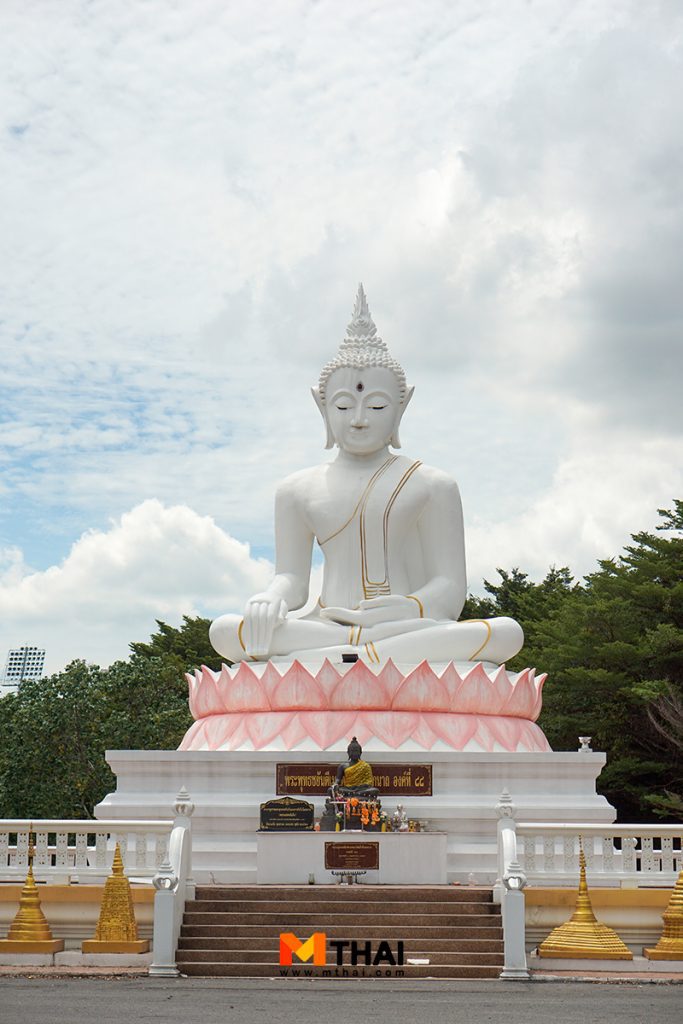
[538,838,633,959]
[82,842,150,953]
[644,867,683,960]
[0,829,64,953]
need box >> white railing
[494,793,683,980]
[0,819,172,882]
[516,823,683,887]
[149,788,195,977]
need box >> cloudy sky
[1,1,682,674]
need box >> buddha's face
[325,366,402,455]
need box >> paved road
[0,978,679,1024]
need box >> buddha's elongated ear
[390,385,414,449]
[311,386,335,449]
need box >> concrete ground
[0,977,681,1024]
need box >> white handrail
[515,822,683,885]
[149,788,195,977]
[0,818,173,881]
[495,791,529,981]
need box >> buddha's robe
[209,452,524,665]
[341,759,374,788]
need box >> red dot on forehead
[356,382,364,391]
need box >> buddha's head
[312,285,414,452]
[347,736,362,762]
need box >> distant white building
[1,645,46,695]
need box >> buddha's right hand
[242,593,288,656]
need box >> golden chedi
[538,841,632,960]
[644,867,683,961]
[82,843,149,953]
[0,837,64,953]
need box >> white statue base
[96,748,615,884]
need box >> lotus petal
[178,719,204,751]
[222,716,250,751]
[453,663,492,714]
[366,711,420,748]
[279,713,310,750]
[259,662,285,706]
[189,668,223,718]
[410,714,439,750]
[439,663,465,707]
[299,711,356,749]
[377,659,406,701]
[471,716,496,752]
[392,661,450,712]
[524,719,552,751]
[271,661,327,710]
[330,660,390,710]
[489,665,513,714]
[502,668,534,718]
[190,712,242,751]
[350,714,374,746]
[246,711,291,750]
[530,672,547,721]
[315,659,342,705]
[186,672,200,718]
[426,712,478,749]
[485,715,524,751]
[225,661,270,712]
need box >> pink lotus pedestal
[180,659,550,753]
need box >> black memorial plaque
[324,841,380,871]
[259,796,314,831]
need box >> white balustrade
[0,819,172,882]
[515,823,683,886]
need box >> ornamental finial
[317,284,407,400]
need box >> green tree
[130,615,223,671]
[0,655,192,819]
[530,503,683,820]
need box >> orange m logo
[279,932,327,966]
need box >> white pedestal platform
[96,749,615,884]
[256,831,448,885]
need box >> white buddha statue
[210,285,523,668]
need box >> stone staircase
[177,885,504,978]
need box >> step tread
[177,962,503,978]
[180,926,503,938]
[186,900,494,913]
[177,950,504,964]
[177,937,504,952]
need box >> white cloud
[467,430,683,588]
[0,501,272,673]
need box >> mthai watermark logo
[279,932,405,977]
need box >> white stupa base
[96,749,615,884]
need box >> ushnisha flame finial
[318,284,407,401]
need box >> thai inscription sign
[324,841,380,871]
[276,763,432,797]
[259,796,314,831]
